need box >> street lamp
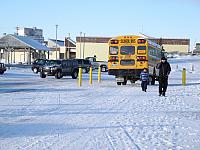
[80,32,82,58]
[55,25,58,59]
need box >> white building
[17,27,44,43]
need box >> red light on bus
[111,40,119,44]
[137,56,146,61]
[108,56,118,62]
[138,39,146,44]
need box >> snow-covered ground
[0,56,200,150]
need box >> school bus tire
[122,80,127,85]
[117,82,121,85]
[151,76,156,85]
[130,80,135,84]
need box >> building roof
[65,38,76,47]
[76,36,190,45]
[150,38,190,45]
[49,39,64,46]
[76,36,112,43]
[0,34,51,51]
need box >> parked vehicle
[85,57,108,72]
[32,59,48,74]
[40,59,79,79]
[77,59,91,73]
[0,63,6,74]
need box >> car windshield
[83,60,91,64]
[46,60,61,66]
[34,59,47,65]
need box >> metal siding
[162,44,189,53]
[76,42,109,61]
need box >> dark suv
[0,63,6,74]
[32,59,48,73]
[77,59,91,73]
[40,59,79,79]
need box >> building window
[60,53,64,59]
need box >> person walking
[156,57,171,96]
[140,68,149,92]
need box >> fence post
[89,66,92,85]
[182,68,186,86]
[176,64,178,70]
[191,64,194,71]
[79,67,82,87]
[98,66,101,83]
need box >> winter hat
[161,57,167,60]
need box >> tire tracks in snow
[59,96,131,149]
[118,123,141,150]
[17,89,120,149]
[103,129,117,150]
[76,95,133,149]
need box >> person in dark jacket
[140,68,149,92]
[156,57,171,96]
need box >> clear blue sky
[0,0,199,49]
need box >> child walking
[140,68,149,92]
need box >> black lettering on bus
[121,39,131,43]
[131,39,136,43]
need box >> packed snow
[0,56,200,150]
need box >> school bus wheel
[122,80,127,85]
[151,76,156,85]
[117,82,121,85]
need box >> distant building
[76,36,190,61]
[0,34,50,64]
[16,27,44,43]
[151,38,190,54]
[76,37,111,61]
[46,38,76,59]
[193,43,200,54]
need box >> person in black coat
[156,57,171,96]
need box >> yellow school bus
[108,35,164,85]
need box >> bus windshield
[120,46,135,55]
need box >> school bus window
[120,60,135,65]
[120,46,135,55]
[156,50,159,57]
[148,47,153,55]
[137,46,146,54]
[159,50,162,56]
[109,46,118,55]
[137,46,146,50]
[153,50,155,56]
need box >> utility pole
[67,33,70,59]
[83,33,85,59]
[80,32,82,59]
[55,25,58,59]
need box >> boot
[162,92,165,96]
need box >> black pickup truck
[0,63,6,74]
[40,59,79,79]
